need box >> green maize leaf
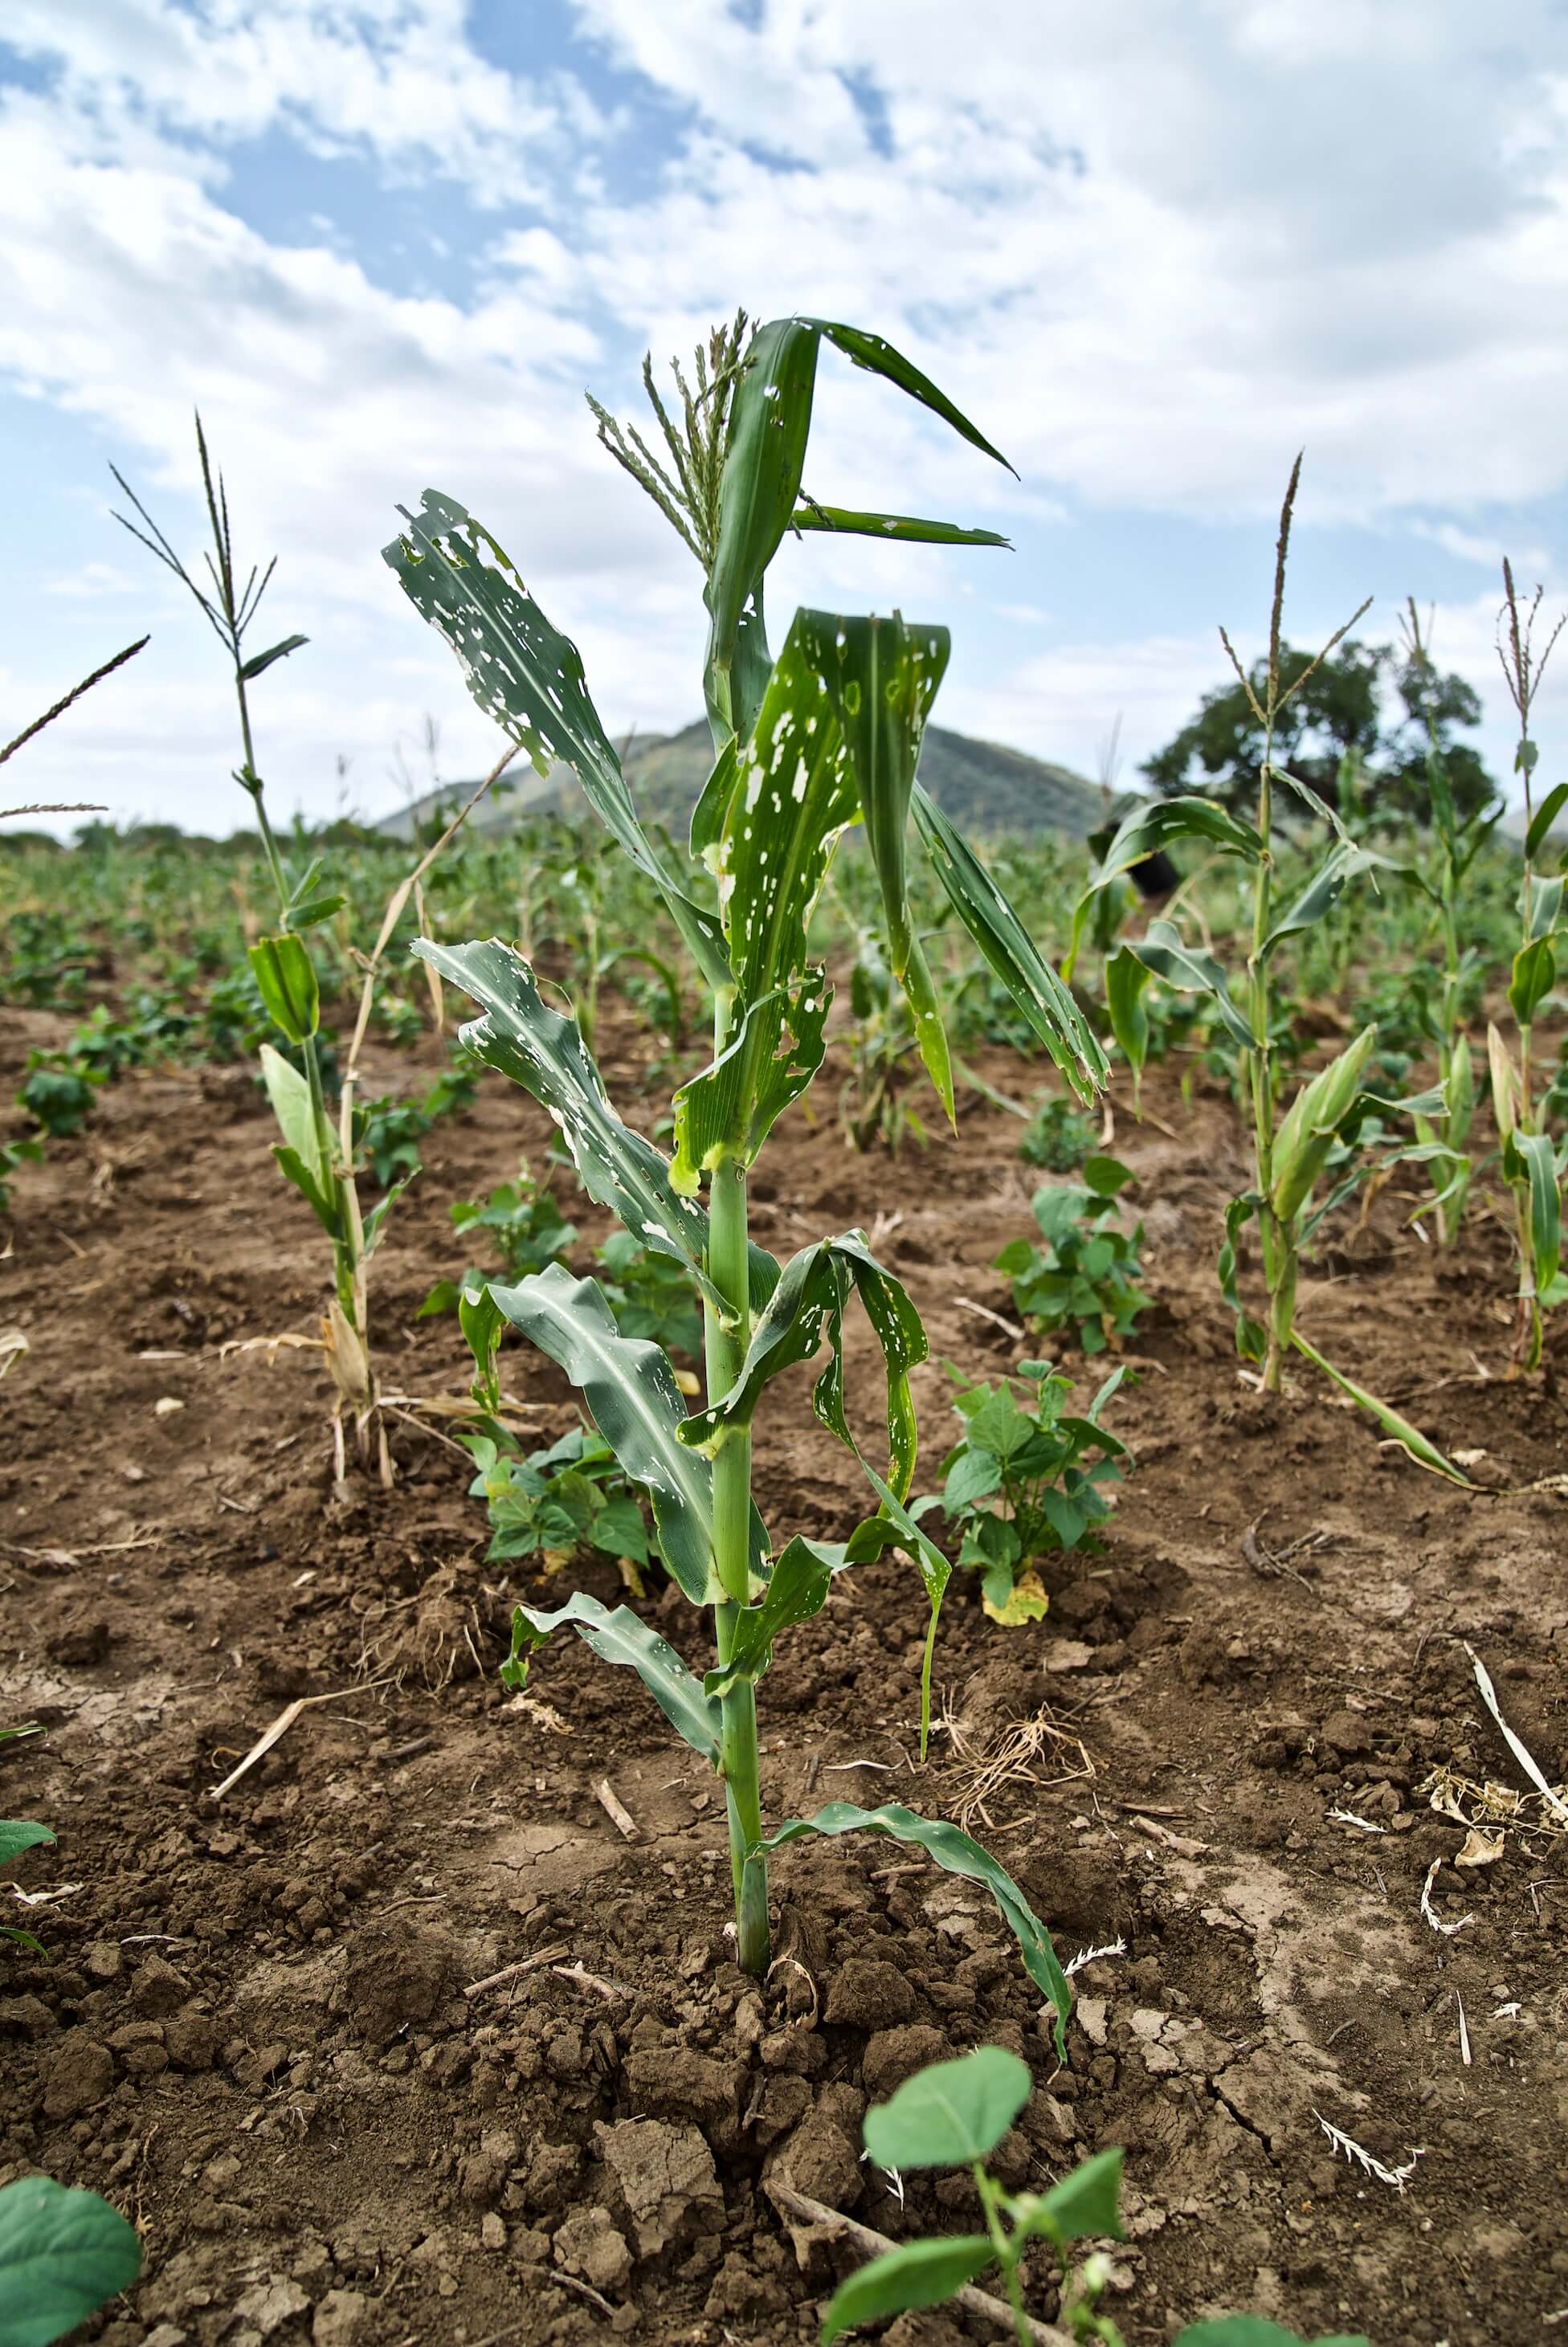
[386,492,729,990]
[1105,945,1152,1086]
[0,1820,55,1865]
[1504,1129,1562,1296]
[1064,794,1263,974]
[814,610,956,1123]
[1526,872,1565,941]
[863,2045,1031,2169]
[285,892,348,930]
[1509,934,1556,1027]
[911,783,1107,1103]
[790,504,1010,549]
[238,631,308,682]
[678,1231,927,1502]
[1260,841,1408,958]
[1268,757,1356,844]
[1174,2324,1370,2347]
[1525,780,1568,863]
[1096,794,1264,882]
[503,1591,721,1764]
[1009,2146,1126,2245]
[690,735,739,863]
[754,1802,1071,2055]
[411,939,774,1325]
[670,975,830,1193]
[485,1265,768,1605]
[704,318,821,741]
[459,1280,507,1410]
[259,1044,338,1236]
[361,1172,414,1259]
[1132,921,1258,1055]
[811,319,1013,469]
[1270,1027,1378,1223]
[248,933,319,1043]
[720,610,860,1002]
[703,1537,845,1701]
[1290,1332,1472,1487]
[1219,1191,1268,1362]
[819,2235,997,2346]
[0,2175,142,2347]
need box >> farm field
[3,912,1567,2347]
[4,315,1568,2347]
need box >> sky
[5,1,1568,836]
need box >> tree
[1143,638,1496,824]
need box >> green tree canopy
[1143,638,1496,824]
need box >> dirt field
[3,1001,1566,2347]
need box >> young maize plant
[1400,599,1498,1246]
[1068,461,1459,1432]
[1488,562,1567,1374]
[385,312,1106,2006]
[112,422,513,1482]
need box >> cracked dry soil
[2,1005,1567,2347]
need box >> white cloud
[5,0,1568,827]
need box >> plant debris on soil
[4,1006,1567,2347]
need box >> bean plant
[386,312,1105,2006]
[824,2047,1366,2347]
[917,1360,1125,1625]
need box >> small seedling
[17,1056,100,1138]
[824,2047,1370,2347]
[996,1160,1148,1356]
[1018,1092,1096,1172]
[822,2046,1127,2345]
[919,1360,1125,1623]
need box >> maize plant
[1068,461,1456,1414]
[1401,599,1500,1245]
[385,311,1105,2018]
[1488,562,1568,1374]
[113,421,517,1482]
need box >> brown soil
[3,1003,1566,2347]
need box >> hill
[374,718,1115,843]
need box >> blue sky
[4,1,1568,833]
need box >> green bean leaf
[863,2045,1031,2168]
[1009,2146,1126,2244]
[0,1820,55,1866]
[0,2175,142,2347]
[248,933,319,1043]
[819,2235,997,2345]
